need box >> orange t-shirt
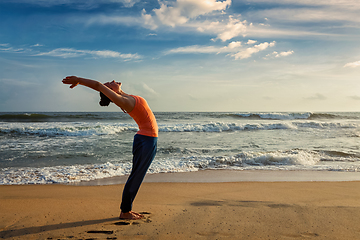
[128,95,158,137]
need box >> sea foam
[1,149,359,185]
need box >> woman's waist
[136,127,158,137]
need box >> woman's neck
[118,90,126,95]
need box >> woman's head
[99,80,122,106]
[105,80,122,93]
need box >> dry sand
[1,180,360,239]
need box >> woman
[62,76,158,220]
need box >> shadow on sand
[0,217,119,238]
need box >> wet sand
[1,173,360,239]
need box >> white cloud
[0,43,27,53]
[142,9,158,30]
[246,21,337,37]
[31,43,43,47]
[275,50,294,57]
[143,0,246,42]
[142,83,158,95]
[82,0,348,42]
[196,16,249,42]
[166,45,223,54]
[137,0,233,29]
[0,44,11,51]
[165,40,280,60]
[165,41,242,55]
[239,1,360,40]
[149,0,240,42]
[231,41,276,60]
[178,0,231,18]
[227,41,242,49]
[265,50,294,59]
[344,60,360,68]
[154,3,188,27]
[242,0,360,40]
[87,15,143,26]
[252,8,360,23]
[36,48,141,60]
[92,50,139,59]
[88,1,249,42]
[153,0,231,27]
[116,0,140,8]
[246,40,257,45]
[213,16,248,42]
[36,48,87,58]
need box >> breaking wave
[1,120,358,137]
[1,149,359,185]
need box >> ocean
[1,112,360,185]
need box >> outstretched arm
[62,76,135,112]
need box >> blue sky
[1,0,360,112]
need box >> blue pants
[120,134,157,213]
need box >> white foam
[2,120,359,137]
[0,162,132,185]
[1,149,359,185]
[159,122,297,132]
[294,121,358,129]
[0,122,138,137]
[236,112,312,120]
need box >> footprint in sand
[114,221,131,225]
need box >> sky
[0,0,360,112]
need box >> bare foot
[130,211,144,218]
[119,211,144,220]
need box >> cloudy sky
[1,0,360,112]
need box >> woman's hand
[62,76,81,89]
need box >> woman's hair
[99,92,112,106]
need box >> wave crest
[2,149,359,185]
[2,119,358,137]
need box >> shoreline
[70,169,360,186]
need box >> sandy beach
[1,172,360,239]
